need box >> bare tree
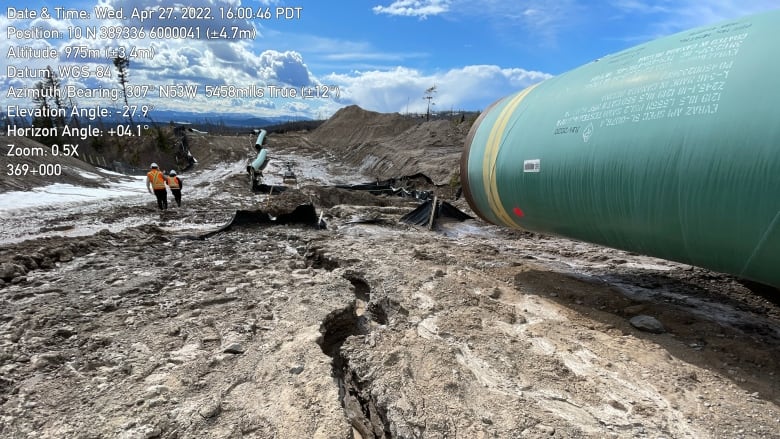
[423,85,437,121]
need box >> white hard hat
[150,162,158,168]
[169,170,177,176]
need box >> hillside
[300,105,470,185]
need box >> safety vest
[147,169,165,190]
[167,176,180,189]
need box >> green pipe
[461,10,780,288]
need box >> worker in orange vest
[146,163,168,210]
[167,170,183,207]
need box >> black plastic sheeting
[400,198,473,228]
[254,184,289,194]
[257,173,440,200]
[229,204,324,228]
[177,203,325,242]
[334,174,435,200]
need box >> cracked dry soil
[1,131,780,439]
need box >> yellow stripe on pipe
[481,83,539,228]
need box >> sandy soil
[1,109,779,438]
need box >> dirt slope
[307,106,468,185]
[309,105,419,150]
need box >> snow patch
[0,179,147,213]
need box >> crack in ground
[305,246,340,271]
[318,275,391,438]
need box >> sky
[2,0,779,121]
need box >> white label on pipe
[523,159,540,173]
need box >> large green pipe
[461,10,780,288]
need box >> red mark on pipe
[513,207,524,217]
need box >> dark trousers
[171,189,182,207]
[153,189,168,210]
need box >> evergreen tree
[113,56,133,125]
[30,66,65,145]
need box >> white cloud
[370,0,583,47]
[628,0,780,34]
[281,101,311,115]
[322,51,428,62]
[610,0,779,21]
[372,1,779,47]
[253,99,276,109]
[256,50,314,87]
[257,30,431,72]
[2,18,317,118]
[210,42,244,64]
[29,16,73,33]
[601,1,780,43]
[323,65,552,114]
[132,47,317,115]
[609,0,674,15]
[373,0,451,18]
[452,0,582,47]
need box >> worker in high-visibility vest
[167,170,183,207]
[146,163,168,210]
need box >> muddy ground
[1,112,780,438]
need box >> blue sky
[2,0,778,120]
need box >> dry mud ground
[1,131,780,439]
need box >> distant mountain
[144,110,311,129]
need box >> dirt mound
[307,106,471,185]
[310,105,418,150]
[365,119,469,185]
[186,132,255,169]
